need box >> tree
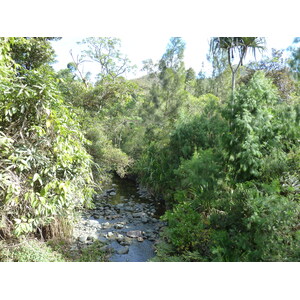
[210,37,266,93]
[9,37,60,71]
[0,38,94,238]
[159,37,186,71]
[288,37,300,80]
[147,37,187,124]
[68,50,92,88]
[78,37,135,80]
[247,49,296,101]
[206,48,231,99]
[185,67,196,94]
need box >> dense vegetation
[0,36,299,261]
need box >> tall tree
[248,49,295,101]
[210,37,266,93]
[9,37,60,71]
[78,37,134,81]
[68,50,91,88]
[157,37,186,121]
[288,37,300,80]
[159,37,186,71]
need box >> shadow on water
[105,174,166,218]
[98,174,166,262]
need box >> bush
[0,38,94,238]
[160,201,211,259]
[0,239,67,262]
[85,125,133,180]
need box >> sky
[50,36,297,82]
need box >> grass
[0,238,109,262]
[0,238,67,262]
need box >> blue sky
[50,36,296,81]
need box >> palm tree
[210,37,266,93]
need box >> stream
[72,175,166,262]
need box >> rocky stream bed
[71,176,166,262]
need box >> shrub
[0,38,94,238]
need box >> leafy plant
[0,38,94,238]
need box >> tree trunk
[231,72,236,94]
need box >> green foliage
[56,58,141,181]
[11,36,297,262]
[225,71,280,181]
[0,238,109,262]
[0,38,94,238]
[0,239,67,262]
[85,125,132,179]
[79,37,135,80]
[143,69,300,261]
[288,37,300,80]
[209,181,300,261]
[210,37,266,92]
[174,149,223,210]
[9,37,57,71]
[135,93,226,203]
[76,240,108,262]
[161,201,211,257]
[248,49,296,100]
[134,141,175,197]
[159,37,185,71]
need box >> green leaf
[32,173,40,182]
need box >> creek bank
[71,176,166,262]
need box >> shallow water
[96,175,165,262]
[103,175,165,217]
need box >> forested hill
[0,37,299,262]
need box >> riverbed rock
[124,206,134,212]
[98,236,109,244]
[126,230,142,238]
[117,246,129,255]
[102,222,111,229]
[107,231,114,238]
[78,235,87,243]
[87,235,96,242]
[87,220,101,227]
[100,245,109,252]
[114,223,124,229]
[72,177,165,262]
[116,234,124,243]
[121,237,132,246]
[132,212,147,218]
[141,216,148,223]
